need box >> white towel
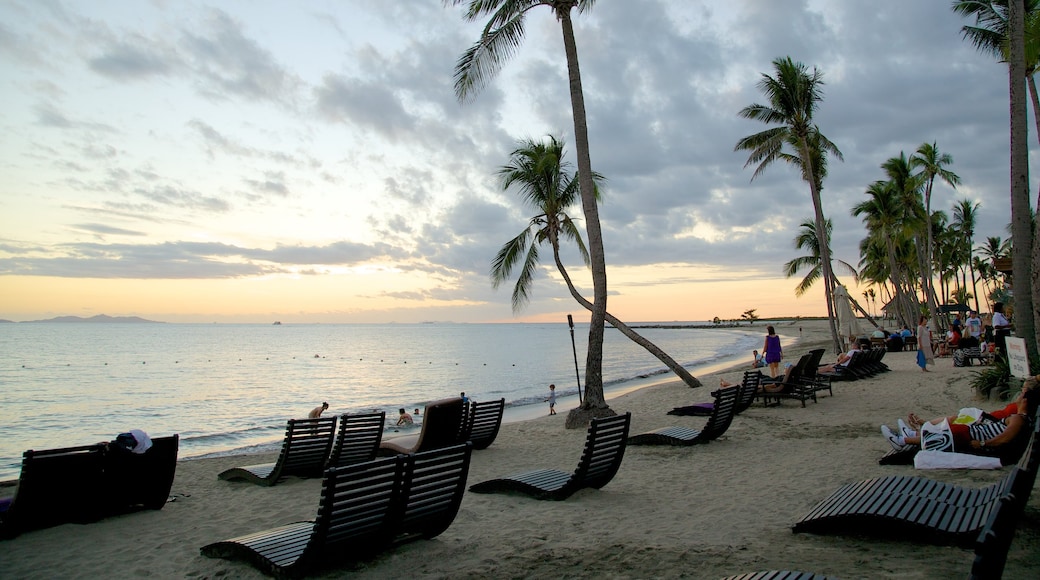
[128,429,152,454]
[913,450,1002,470]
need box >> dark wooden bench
[668,370,761,417]
[325,412,384,469]
[628,386,741,446]
[1,435,179,539]
[460,398,505,450]
[201,443,472,578]
[795,418,1038,546]
[379,397,466,456]
[755,353,818,407]
[219,416,338,486]
[469,413,631,501]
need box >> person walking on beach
[762,325,782,378]
[916,315,933,372]
[308,401,328,418]
[546,384,557,415]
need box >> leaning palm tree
[909,141,960,334]
[491,136,703,390]
[446,0,611,425]
[735,56,844,354]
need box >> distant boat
[273,321,282,325]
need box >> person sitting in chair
[818,343,861,374]
[881,378,1039,462]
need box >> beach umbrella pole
[568,314,583,404]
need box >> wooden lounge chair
[219,416,338,486]
[460,398,505,450]
[1,435,180,539]
[325,412,384,469]
[469,413,631,501]
[102,434,180,512]
[379,397,466,456]
[794,425,1038,547]
[667,371,760,417]
[0,444,107,537]
[720,572,835,580]
[629,386,741,446]
[755,353,817,407]
[201,443,472,578]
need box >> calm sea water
[0,322,769,480]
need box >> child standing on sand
[546,384,557,415]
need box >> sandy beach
[2,319,1038,579]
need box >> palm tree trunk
[1010,0,1039,361]
[799,140,842,354]
[549,243,704,390]
[921,185,941,336]
[559,10,612,426]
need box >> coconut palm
[909,141,960,333]
[491,136,704,390]
[783,219,858,297]
[953,0,1038,362]
[952,199,982,312]
[735,56,844,353]
[853,179,919,329]
[447,0,612,423]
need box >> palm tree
[447,0,612,424]
[909,141,960,333]
[491,136,704,390]
[784,219,867,327]
[852,179,918,329]
[952,199,982,312]
[954,0,1038,363]
[735,56,844,353]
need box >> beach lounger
[469,413,630,501]
[201,443,472,578]
[794,425,1038,547]
[1,435,180,539]
[325,412,384,469]
[378,397,466,456]
[0,443,107,538]
[667,371,760,417]
[720,572,836,580]
[102,434,180,512]
[219,416,338,486]
[755,353,817,407]
[461,398,505,450]
[629,385,741,446]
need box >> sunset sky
[0,1,1027,324]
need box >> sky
[0,0,1030,324]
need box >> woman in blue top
[762,325,782,378]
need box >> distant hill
[23,314,162,324]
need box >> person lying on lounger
[881,377,1039,457]
[817,343,862,374]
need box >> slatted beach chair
[0,443,107,538]
[794,425,1038,546]
[325,412,384,469]
[629,386,741,446]
[667,371,760,417]
[469,413,631,501]
[201,443,472,578]
[219,416,338,486]
[755,353,817,407]
[720,572,836,580]
[102,434,180,512]
[460,398,505,450]
[379,397,466,456]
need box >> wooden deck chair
[720,572,836,580]
[469,413,631,501]
[799,349,832,398]
[756,353,817,407]
[629,386,741,446]
[203,454,402,577]
[102,434,180,512]
[792,465,1031,546]
[379,397,465,456]
[668,371,760,417]
[0,443,107,538]
[325,412,384,469]
[460,398,505,450]
[201,444,473,578]
[218,416,338,486]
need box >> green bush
[970,357,1010,400]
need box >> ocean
[0,321,775,480]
